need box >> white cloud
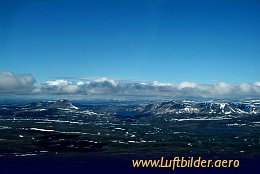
[0,72,36,92]
[213,82,235,96]
[41,80,81,94]
[45,80,69,86]
[1,72,260,98]
[62,85,80,93]
[178,81,198,89]
[36,78,260,98]
[254,82,260,87]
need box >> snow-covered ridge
[48,99,79,110]
[10,99,100,116]
[142,100,260,115]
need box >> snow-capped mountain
[142,100,260,115]
[47,99,79,110]
[11,99,100,117]
[4,99,259,118]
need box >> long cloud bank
[0,72,260,98]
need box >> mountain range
[1,99,259,118]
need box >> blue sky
[1,0,260,84]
